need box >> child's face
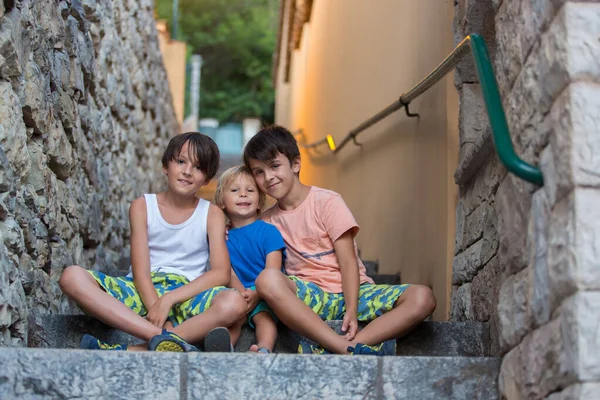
[248,153,300,200]
[163,141,208,195]
[222,174,260,221]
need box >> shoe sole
[154,341,185,352]
[148,335,187,352]
[204,327,232,352]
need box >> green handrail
[300,33,544,186]
[469,35,543,185]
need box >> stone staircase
[0,315,501,399]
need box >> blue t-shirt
[226,220,286,288]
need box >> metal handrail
[300,34,544,186]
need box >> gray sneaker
[204,327,234,352]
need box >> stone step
[0,348,501,399]
[29,314,492,357]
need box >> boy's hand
[241,289,260,314]
[146,294,174,328]
[342,311,358,341]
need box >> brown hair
[243,125,300,168]
[162,132,220,180]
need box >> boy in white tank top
[59,132,246,352]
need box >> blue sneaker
[148,330,199,352]
[80,334,126,350]
[297,340,330,355]
[347,339,396,356]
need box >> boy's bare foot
[249,344,271,354]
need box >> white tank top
[126,194,211,281]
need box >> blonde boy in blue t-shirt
[215,165,286,353]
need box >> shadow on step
[29,315,491,356]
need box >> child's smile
[222,174,261,226]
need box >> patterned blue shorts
[289,276,410,321]
[90,270,228,326]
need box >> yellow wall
[275,0,458,320]
[156,20,187,128]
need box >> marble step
[0,348,501,399]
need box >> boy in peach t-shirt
[244,125,437,355]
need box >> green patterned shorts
[245,285,278,329]
[289,276,410,321]
[89,270,228,326]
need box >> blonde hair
[215,165,266,214]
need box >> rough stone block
[454,0,496,86]
[497,173,533,277]
[494,0,527,93]
[0,82,31,183]
[544,188,600,308]
[450,283,473,321]
[498,267,530,351]
[569,83,600,188]
[540,146,558,207]
[380,356,500,399]
[453,239,496,285]
[521,318,573,399]
[528,188,552,327]
[504,4,600,160]
[561,291,600,381]
[0,349,181,399]
[395,320,491,357]
[564,3,600,81]
[458,201,486,252]
[459,84,489,147]
[458,155,505,215]
[0,9,27,79]
[573,188,600,290]
[502,7,568,154]
[454,200,466,255]
[546,383,600,400]
[22,57,53,136]
[471,256,500,321]
[454,128,493,186]
[188,353,379,399]
[547,195,577,314]
[498,344,522,400]
[0,349,501,400]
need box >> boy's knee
[411,285,436,316]
[213,290,246,318]
[255,269,285,298]
[59,265,86,293]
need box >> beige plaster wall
[157,20,187,128]
[275,0,459,320]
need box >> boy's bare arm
[166,204,232,305]
[229,268,246,292]
[264,250,283,270]
[129,197,160,310]
[334,230,360,340]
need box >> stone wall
[0,0,178,347]
[452,0,600,398]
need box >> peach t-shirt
[261,186,374,293]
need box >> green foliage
[155,0,278,124]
